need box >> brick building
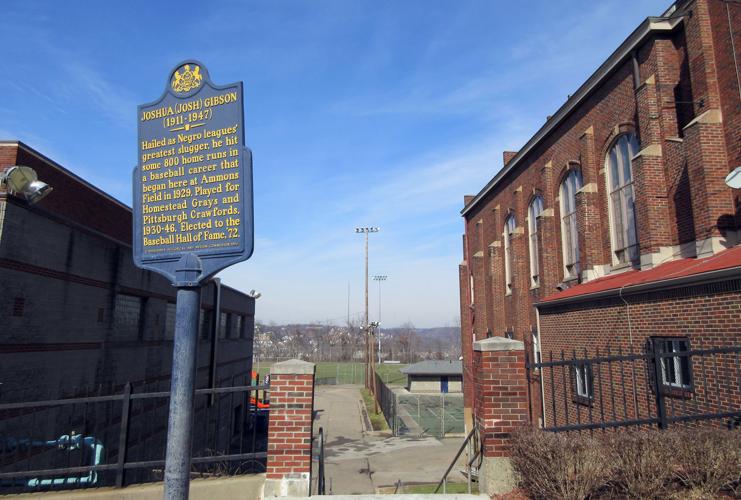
[0,140,256,486]
[459,0,740,432]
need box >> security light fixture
[1,166,53,204]
[725,167,741,189]
[248,290,262,299]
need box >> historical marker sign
[133,60,253,285]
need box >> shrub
[510,428,608,500]
[673,427,741,496]
[607,429,676,499]
[510,427,740,499]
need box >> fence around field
[527,341,741,433]
[315,363,367,385]
[0,380,268,494]
[375,373,464,437]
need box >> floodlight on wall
[248,290,262,299]
[725,167,741,189]
[0,166,53,204]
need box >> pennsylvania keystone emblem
[171,64,203,93]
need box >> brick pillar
[575,184,603,281]
[536,208,558,293]
[633,75,672,267]
[578,127,608,276]
[459,260,475,433]
[473,337,528,496]
[684,110,735,256]
[264,359,315,498]
[471,251,487,340]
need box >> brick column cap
[270,359,316,375]
[473,336,524,352]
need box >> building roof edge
[460,13,682,217]
[0,140,132,213]
[535,265,741,309]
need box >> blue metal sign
[133,60,253,286]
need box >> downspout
[632,50,641,89]
[534,307,547,428]
[728,1,741,102]
[208,278,222,406]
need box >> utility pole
[372,275,387,364]
[355,227,379,390]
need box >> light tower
[372,275,387,364]
[355,227,379,389]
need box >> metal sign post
[133,61,253,499]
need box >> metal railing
[527,341,741,433]
[434,425,480,494]
[314,427,325,495]
[0,381,269,493]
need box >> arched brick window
[560,169,583,279]
[528,196,544,287]
[503,214,516,294]
[606,133,639,265]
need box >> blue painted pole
[164,286,201,499]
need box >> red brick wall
[472,342,529,457]
[266,371,315,480]
[537,279,741,429]
[708,0,741,227]
[0,143,132,244]
[459,0,739,432]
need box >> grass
[375,363,408,386]
[360,387,389,431]
[255,361,366,383]
[377,482,478,494]
[254,360,407,386]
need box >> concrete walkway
[313,385,468,495]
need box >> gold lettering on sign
[139,85,245,254]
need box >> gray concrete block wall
[0,197,257,483]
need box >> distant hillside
[254,322,461,362]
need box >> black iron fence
[0,380,269,494]
[526,340,741,433]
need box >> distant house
[401,360,462,393]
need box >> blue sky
[1,0,669,327]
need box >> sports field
[253,361,408,386]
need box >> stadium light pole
[355,227,379,389]
[372,275,387,364]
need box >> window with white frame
[573,362,594,403]
[560,169,583,279]
[528,196,544,287]
[652,337,693,390]
[606,134,640,265]
[503,214,516,294]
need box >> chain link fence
[375,373,464,437]
[314,363,366,386]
